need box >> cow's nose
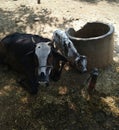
[38,72,49,86]
[39,72,46,81]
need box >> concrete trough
[66,22,114,70]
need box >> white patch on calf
[35,42,51,76]
[81,56,87,72]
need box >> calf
[53,29,87,72]
[0,32,67,94]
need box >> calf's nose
[82,68,87,73]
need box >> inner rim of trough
[74,23,111,39]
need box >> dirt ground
[0,0,119,130]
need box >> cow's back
[0,33,36,72]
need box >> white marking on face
[81,58,87,72]
[35,42,51,76]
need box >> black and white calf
[53,29,87,72]
[0,33,67,94]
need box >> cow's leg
[51,61,65,81]
[18,77,38,94]
[50,58,66,82]
[27,76,38,94]
[21,54,38,94]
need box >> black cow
[0,33,67,94]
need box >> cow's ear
[47,41,54,47]
[31,37,36,43]
[52,49,67,62]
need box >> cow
[52,29,87,73]
[0,32,67,94]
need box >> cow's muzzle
[38,72,49,87]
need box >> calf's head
[35,42,67,86]
[75,55,87,73]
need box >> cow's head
[75,55,87,73]
[35,42,67,86]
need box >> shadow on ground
[0,5,73,39]
[73,0,119,4]
[0,64,119,130]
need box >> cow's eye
[38,46,40,48]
